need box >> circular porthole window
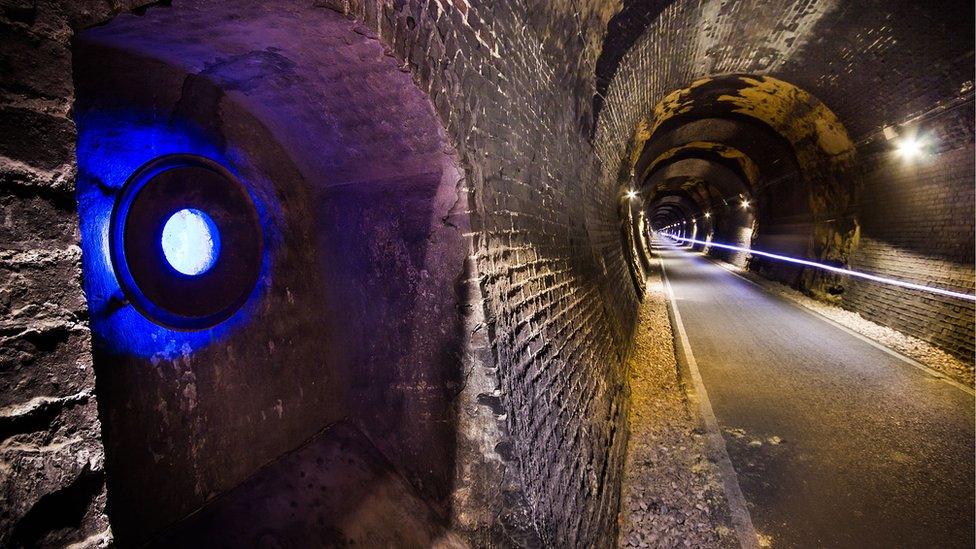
[110,155,262,330]
[160,208,221,276]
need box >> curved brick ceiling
[595,0,974,158]
[601,0,973,357]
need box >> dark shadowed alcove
[73,2,470,544]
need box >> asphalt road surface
[656,239,975,549]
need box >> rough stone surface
[0,1,152,546]
[617,272,735,548]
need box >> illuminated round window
[161,208,221,276]
[110,155,262,330]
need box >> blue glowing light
[161,208,220,275]
[657,233,976,302]
[75,111,277,358]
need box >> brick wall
[846,144,975,359]
[321,2,638,543]
[2,0,645,545]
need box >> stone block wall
[0,2,150,546]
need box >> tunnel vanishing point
[1,0,974,547]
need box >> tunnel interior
[72,1,470,544]
[1,0,974,546]
[635,75,856,285]
[603,0,975,363]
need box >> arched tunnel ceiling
[647,191,701,229]
[626,76,858,264]
[595,0,975,155]
[644,158,746,207]
[641,140,762,191]
[636,116,800,196]
[628,76,854,201]
[593,0,671,120]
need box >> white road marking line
[658,250,761,549]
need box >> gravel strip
[711,259,974,389]
[617,269,737,549]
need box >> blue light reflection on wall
[76,111,273,359]
[161,208,221,276]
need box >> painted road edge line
[658,254,762,549]
[699,252,976,397]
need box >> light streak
[658,233,976,302]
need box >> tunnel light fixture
[661,234,976,302]
[625,189,639,200]
[886,126,929,160]
[704,212,711,218]
[741,199,750,209]
[896,136,925,159]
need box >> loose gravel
[617,269,737,549]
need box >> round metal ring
[110,154,263,330]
